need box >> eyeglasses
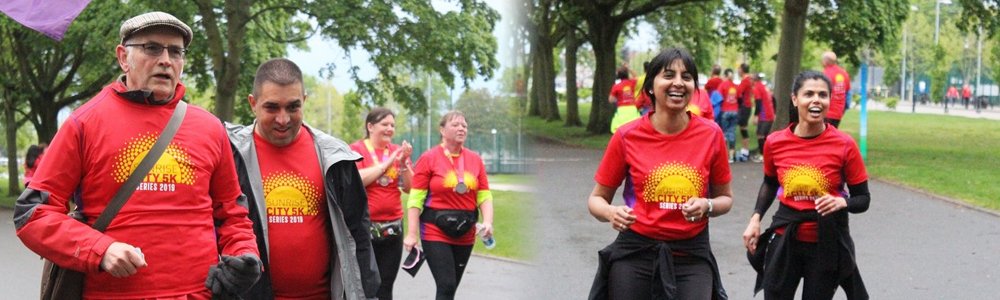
[123,43,187,59]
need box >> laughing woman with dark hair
[588,48,733,300]
[742,70,871,300]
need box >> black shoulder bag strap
[90,101,187,232]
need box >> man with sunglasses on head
[14,11,261,299]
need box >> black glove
[205,254,262,299]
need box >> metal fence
[399,130,532,174]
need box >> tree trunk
[201,0,250,122]
[586,19,623,134]
[771,0,810,132]
[32,101,59,143]
[538,42,560,121]
[4,97,21,196]
[528,40,542,117]
[564,26,582,127]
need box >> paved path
[3,140,999,299]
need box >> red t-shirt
[763,124,868,242]
[255,128,331,299]
[704,76,722,94]
[594,113,731,241]
[946,87,959,98]
[962,86,972,98]
[753,82,775,122]
[412,146,489,245]
[736,75,755,108]
[687,89,714,120]
[350,140,404,222]
[610,79,638,107]
[22,81,257,298]
[824,64,851,120]
[719,80,739,112]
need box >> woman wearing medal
[404,110,494,300]
[350,107,413,300]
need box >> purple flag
[0,0,92,41]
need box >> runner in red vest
[718,69,740,162]
[822,51,851,128]
[751,73,775,163]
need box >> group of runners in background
[608,51,853,165]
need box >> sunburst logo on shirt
[642,162,704,204]
[112,132,196,185]
[782,164,831,201]
[443,171,477,191]
[385,165,398,179]
[687,104,702,116]
[263,171,321,216]
[835,74,845,83]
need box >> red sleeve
[17,120,115,273]
[709,128,732,185]
[210,128,259,257]
[701,91,714,119]
[350,142,367,169]
[843,72,851,97]
[594,132,626,188]
[737,79,753,101]
[609,82,622,101]
[411,152,433,190]
[843,138,868,185]
[476,155,490,191]
[763,136,777,177]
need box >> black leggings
[422,240,474,300]
[608,249,714,299]
[764,237,840,300]
[372,234,403,300]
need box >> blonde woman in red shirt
[404,111,494,300]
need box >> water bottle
[476,223,496,249]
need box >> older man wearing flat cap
[15,11,261,299]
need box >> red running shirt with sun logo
[254,129,331,299]
[411,146,489,245]
[718,80,740,112]
[763,124,867,242]
[595,113,731,241]
[350,140,404,222]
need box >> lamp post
[934,0,952,45]
[908,5,918,113]
[491,128,499,172]
[935,0,952,113]
[976,25,983,113]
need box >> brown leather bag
[39,259,85,300]
[37,101,187,300]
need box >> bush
[884,96,899,110]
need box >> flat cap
[120,12,192,47]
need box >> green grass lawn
[488,173,533,186]
[525,102,614,149]
[471,190,533,260]
[530,101,1000,210]
[838,109,1000,210]
[401,189,533,261]
[0,182,15,209]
